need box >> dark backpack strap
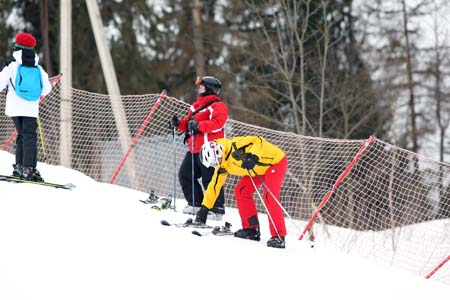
[21,49,36,67]
[190,100,220,120]
[230,142,252,161]
[183,99,221,144]
[9,77,15,91]
[230,140,272,167]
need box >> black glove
[195,205,209,224]
[188,120,199,135]
[241,153,259,170]
[171,114,180,128]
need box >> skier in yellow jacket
[196,136,288,248]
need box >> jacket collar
[194,94,220,108]
[12,50,39,66]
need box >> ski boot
[208,207,225,221]
[267,236,286,249]
[234,227,261,241]
[182,205,202,214]
[21,166,44,182]
[12,164,23,177]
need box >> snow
[0,150,449,300]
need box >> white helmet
[200,141,224,168]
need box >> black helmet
[196,76,222,96]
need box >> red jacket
[178,94,228,153]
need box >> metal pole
[37,117,47,162]
[172,125,177,211]
[191,130,195,209]
[251,170,292,221]
[247,170,280,238]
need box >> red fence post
[109,90,167,184]
[298,135,375,240]
[425,254,450,279]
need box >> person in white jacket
[0,32,51,181]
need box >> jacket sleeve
[178,109,193,133]
[197,102,228,133]
[0,65,12,93]
[202,167,228,209]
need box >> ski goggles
[195,76,203,85]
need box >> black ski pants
[12,116,38,167]
[178,151,225,210]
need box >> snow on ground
[0,150,449,300]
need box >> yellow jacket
[202,136,285,209]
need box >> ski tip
[160,220,171,226]
[64,183,76,190]
[192,230,202,236]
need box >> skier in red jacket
[171,76,228,220]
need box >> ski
[0,174,75,190]
[160,218,214,229]
[192,222,234,237]
[139,190,173,210]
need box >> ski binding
[192,222,234,237]
[140,190,173,210]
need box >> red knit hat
[14,32,36,49]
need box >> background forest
[1,0,450,162]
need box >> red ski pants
[234,156,287,237]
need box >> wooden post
[60,0,72,168]
[85,0,139,188]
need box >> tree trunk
[401,0,418,154]
[192,0,205,76]
[40,0,52,76]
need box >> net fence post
[109,90,167,184]
[298,135,375,240]
[425,254,450,279]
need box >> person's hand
[195,205,209,224]
[188,120,199,134]
[171,114,180,128]
[241,153,259,170]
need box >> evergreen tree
[0,0,15,67]
[3,0,385,141]
[101,0,166,94]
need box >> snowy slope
[0,150,449,300]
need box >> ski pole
[247,169,281,238]
[251,169,292,221]
[191,128,195,209]
[250,169,307,241]
[172,122,177,211]
[37,116,47,162]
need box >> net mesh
[1,80,449,285]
